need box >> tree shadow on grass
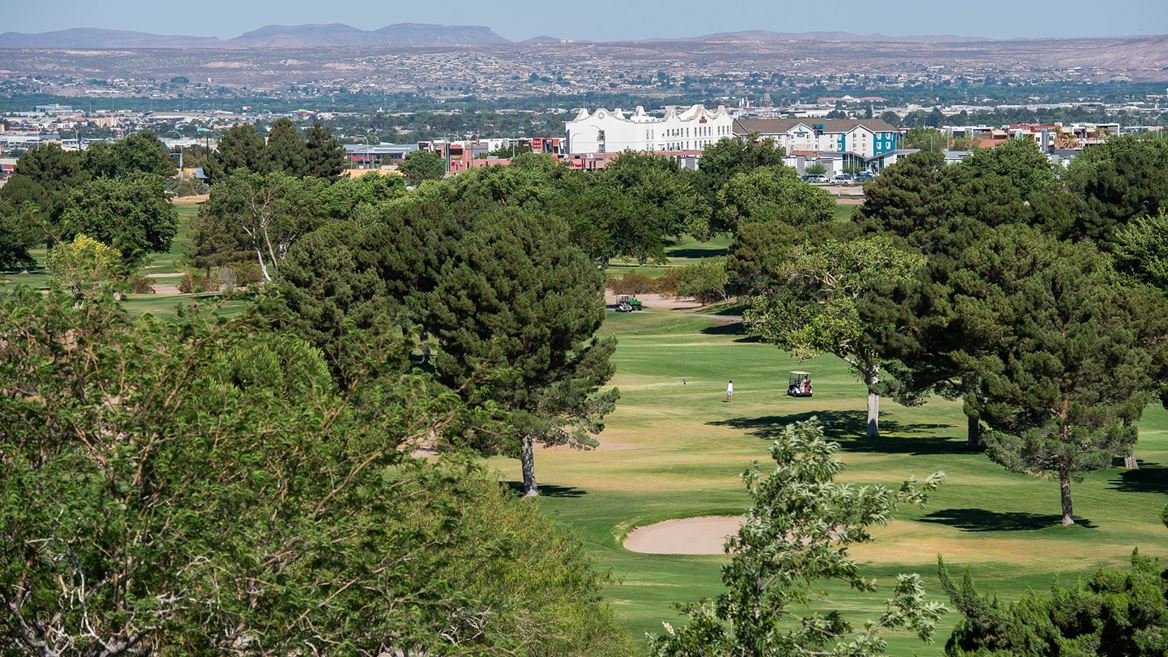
[921,508,1097,531]
[667,247,728,259]
[708,409,968,455]
[700,322,746,336]
[1108,462,1168,494]
[502,482,587,498]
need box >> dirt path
[623,516,742,554]
[605,291,702,310]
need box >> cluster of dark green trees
[730,136,1168,528]
[0,134,178,271]
[205,118,347,181]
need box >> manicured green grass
[488,308,1168,654]
[607,234,732,279]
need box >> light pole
[360,134,373,170]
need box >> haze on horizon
[5,0,1166,42]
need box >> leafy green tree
[262,117,309,176]
[1113,209,1168,290]
[902,127,947,152]
[939,551,1168,656]
[45,234,123,297]
[201,171,330,281]
[1063,133,1168,246]
[675,259,729,305]
[205,123,265,182]
[747,236,925,438]
[596,151,710,247]
[83,131,176,179]
[0,289,633,656]
[58,173,176,261]
[0,199,39,271]
[949,225,1157,525]
[399,150,446,185]
[650,418,946,657]
[715,164,835,233]
[428,207,619,496]
[805,162,828,175]
[696,134,786,204]
[486,143,532,158]
[961,138,1057,203]
[303,121,347,179]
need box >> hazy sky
[3,0,1166,41]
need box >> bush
[178,271,222,294]
[655,269,681,297]
[126,273,155,294]
[606,271,656,295]
[174,177,210,197]
[675,260,729,305]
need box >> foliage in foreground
[650,419,946,657]
[0,288,632,656]
[939,551,1168,656]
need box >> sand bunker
[623,516,742,555]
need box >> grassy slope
[487,308,1168,654]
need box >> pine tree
[205,124,265,182]
[262,118,309,177]
[304,121,347,179]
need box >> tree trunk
[1123,451,1139,470]
[1122,418,1139,469]
[966,412,981,450]
[866,391,879,439]
[1059,471,1075,526]
[520,434,538,498]
[865,370,880,439]
[255,249,271,283]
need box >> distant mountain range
[5,24,1156,49]
[0,23,510,49]
[687,30,990,44]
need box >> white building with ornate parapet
[565,104,733,155]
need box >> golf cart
[616,295,644,312]
[787,371,813,397]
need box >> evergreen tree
[205,124,265,182]
[427,207,618,497]
[262,117,309,176]
[950,225,1158,525]
[939,551,1168,656]
[304,121,347,179]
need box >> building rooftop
[734,118,897,134]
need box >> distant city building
[565,104,733,155]
[343,142,418,168]
[733,118,900,159]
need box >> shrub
[655,269,681,297]
[178,271,222,294]
[607,271,656,295]
[675,260,729,305]
[126,273,155,294]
